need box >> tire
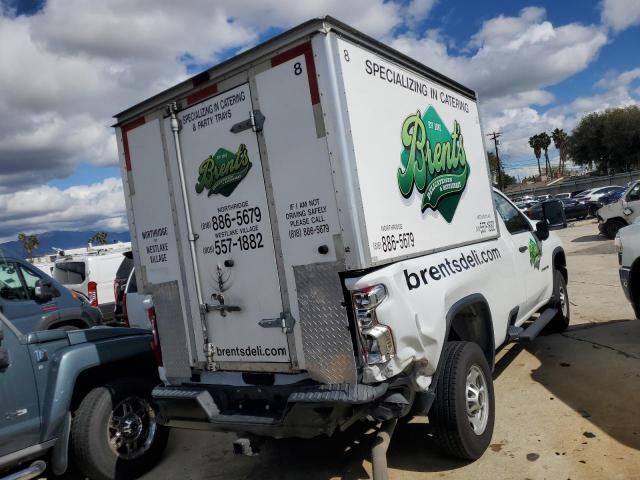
[429,341,495,460]
[604,219,626,239]
[588,205,599,217]
[577,216,586,220]
[545,270,570,333]
[71,377,169,480]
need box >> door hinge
[259,312,295,334]
[230,110,265,133]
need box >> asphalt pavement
[63,218,640,480]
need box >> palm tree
[89,231,109,245]
[17,233,40,260]
[551,128,569,175]
[538,132,552,177]
[528,134,543,178]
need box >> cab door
[493,192,550,320]
[0,317,40,456]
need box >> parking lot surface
[61,219,640,480]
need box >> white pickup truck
[113,17,568,463]
[597,180,640,238]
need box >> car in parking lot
[525,199,567,227]
[0,256,103,333]
[554,193,572,200]
[598,188,625,205]
[557,198,589,220]
[615,219,640,318]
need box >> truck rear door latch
[206,293,241,317]
[259,312,295,334]
[230,110,265,133]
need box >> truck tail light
[351,284,395,365]
[87,281,98,307]
[145,300,163,367]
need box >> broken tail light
[351,284,395,365]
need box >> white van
[53,251,129,320]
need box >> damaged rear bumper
[152,382,390,439]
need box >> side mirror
[535,220,549,241]
[542,200,566,229]
[34,279,55,303]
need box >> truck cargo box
[114,17,499,383]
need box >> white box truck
[114,17,569,462]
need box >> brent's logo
[195,144,251,197]
[528,237,542,270]
[397,106,470,223]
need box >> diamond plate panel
[150,281,191,379]
[294,262,357,384]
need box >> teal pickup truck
[0,317,168,480]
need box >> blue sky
[0,0,638,238]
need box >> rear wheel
[71,377,168,480]
[429,342,495,460]
[604,219,626,239]
[545,270,570,333]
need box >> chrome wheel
[466,365,489,435]
[107,396,157,460]
[559,282,568,318]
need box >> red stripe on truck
[271,42,320,105]
[186,83,218,106]
[121,117,146,171]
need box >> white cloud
[601,0,640,32]
[0,0,407,194]
[0,1,637,238]
[405,0,437,26]
[390,7,608,99]
[0,177,125,240]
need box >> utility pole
[487,131,502,190]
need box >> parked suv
[0,257,102,333]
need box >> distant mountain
[0,230,130,259]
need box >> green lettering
[398,112,427,197]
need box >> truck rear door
[173,83,291,370]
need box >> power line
[486,131,502,189]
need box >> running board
[507,308,558,342]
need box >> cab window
[19,265,42,298]
[0,262,29,301]
[493,192,532,235]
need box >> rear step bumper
[152,382,388,438]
